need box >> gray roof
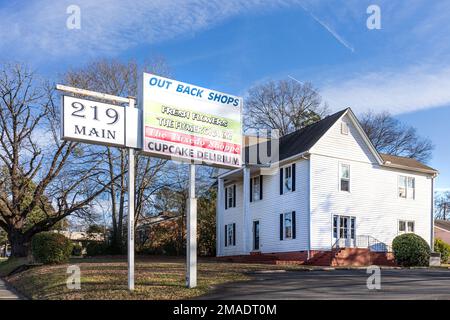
[435,220,450,232]
[245,108,347,164]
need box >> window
[341,122,349,135]
[398,220,415,234]
[333,215,355,240]
[225,185,236,209]
[284,166,292,192]
[340,163,350,192]
[280,164,295,195]
[225,223,236,246]
[280,212,296,240]
[252,176,261,202]
[398,176,415,199]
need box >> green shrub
[434,239,450,263]
[85,242,108,256]
[31,232,73,264]
[392,233,431,267]
[72,243,83,256]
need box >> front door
[333,215,355,247]
[253,220,260,251]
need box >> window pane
[351,218,355,239]
[399,221,406,232]
[333,216,338,238]
[407,177,415,188]
[341,179,350,192]
[285,213,292,239]
[341,164,350,179]
[407,221,415,232]
[407,177,415,199]
[227,187,233,207]
[253,177,260,201]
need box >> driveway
[200,268,450,300]
[0,279,20,300]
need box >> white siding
[309,114,432,249]
[218,159,310,255]
[221,182,246,256]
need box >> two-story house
[216,108,438,265]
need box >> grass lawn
[3,256,303,300]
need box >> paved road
[200,268,450,300]
[0,279,20,300]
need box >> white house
[216,108,438,265]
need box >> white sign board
[61,95,126,147]
[140,73,242,168]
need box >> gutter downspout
[431,175,435,251]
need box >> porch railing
[332,235,392,252]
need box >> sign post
[127,97,136,292]
[57,85,138,292]
[186,163,197,288]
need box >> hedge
[31,232,73,264]
[392,233,430,267]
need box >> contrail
[299,4,355,53]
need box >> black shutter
[259,175,263,200]
[233,185,236,207]
[292,211,296,239]
[292,163,296,192]
[280,168,284,195]
[249,177,253,202]
[232,223,236,246]
[225,187,228,210]
[224,225,228,247]
[280,214,284,240]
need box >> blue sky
[1,0,449,190]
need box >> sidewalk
[0,279,20,300]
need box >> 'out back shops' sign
[141,73,242,168]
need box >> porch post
[216,177,225,257]
[243,166,251,253]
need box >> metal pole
[127,98,136,292]
[186,163,197,288]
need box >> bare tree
[63,58,169,252]
[435,192,450,220]
[360,111,433,163]
[244,79,329,136]
[0,63,114,257]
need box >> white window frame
[398,220,415,234]
[283,212,293,240]
[339,163,351,192]
[252,176,261,202]
[283,165,293,193]
[227,223,235,246]
[226,185,235,209]
[398,176,415,200]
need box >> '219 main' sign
[141,73,242,168]
[61,96,125,147]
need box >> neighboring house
[434,220,450,245]
[216,108,438,265]
[55,230,104,254]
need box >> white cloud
[0,0,299,59]
[321,65,450,115]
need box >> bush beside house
[31,232,73,264]
[434,238,450,263]
[392,233,431,267]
